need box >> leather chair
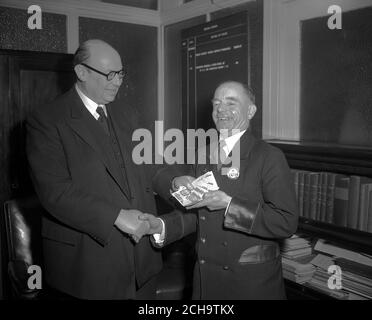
[3,197,44,299]
[2,196,193,300]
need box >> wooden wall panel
[0,50,74,299]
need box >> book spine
[292,169,299,201]
[347,176,360,229]
[320,172,328,222]
[310,173,320,220]
[367,189,372,233]
[316,173,322,221]
[298,171,305,217]
[303,172,311,219]
[326,173,336,224]
[358,183,372,231]
[333,176,350,227]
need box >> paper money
[171,171,219,206]
[192,171,219,192]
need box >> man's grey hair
[216,81,256,104]
[73,42,90,67]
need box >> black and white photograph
[0,0,371,315]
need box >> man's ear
[247,104,257,120]
[74,64,87,82]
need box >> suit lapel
[65,88,131,199]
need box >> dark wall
[0,6,67,52]
[164,15,206,131]
[80,17,158,131]
[300,7,372,147]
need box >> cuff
[152,218,165,245]
[224,197,260,234]
[224,197,233,216]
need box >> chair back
[3,197,45,299]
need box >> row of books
[291,170,372,232]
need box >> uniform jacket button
[200,259,206,265]
[223,265,229,270]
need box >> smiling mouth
[217,116,232,121]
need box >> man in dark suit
[26,39,162,299]
[141,81,299,299]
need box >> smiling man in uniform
[142,81,299,300]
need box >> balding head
[73,39,123,104]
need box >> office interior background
[0,0,372,300]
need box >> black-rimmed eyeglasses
[81,63,125,81]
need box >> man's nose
[217,104,226,113]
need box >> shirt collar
[75,84,107,120]
[220,130,246,154]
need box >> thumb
[138,213,150,221]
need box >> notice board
[181,12,250,132]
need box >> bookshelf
[268,140,372,300]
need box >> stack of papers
[335,258,372,299]
[307,268,350,299]
[281,234,313,259]
[282,254,316,284]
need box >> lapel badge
[227,167,239,180]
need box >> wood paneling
[0,50,74,299]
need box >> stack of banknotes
[171,171,219,206]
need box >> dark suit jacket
[26,87,162,299]
[153,132,299,300]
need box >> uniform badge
[227,167,239,180]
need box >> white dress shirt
[220,129,246,156]
[75,84,107,118]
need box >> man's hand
[186,190,232,211]
[114,209,150,243]
[171,176,196,192]
[138,213,163,235]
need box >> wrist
[114,209,125,226]
[155,218,164,234]
[171,177,178,191]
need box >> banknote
[171,171,219,206]
[192,171,219,192]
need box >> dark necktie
[96,106,110,136]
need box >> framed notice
[181,12,250,132]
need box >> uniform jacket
[153,131,298,300]
[26,87,162,299]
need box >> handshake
[114,209,162,243]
